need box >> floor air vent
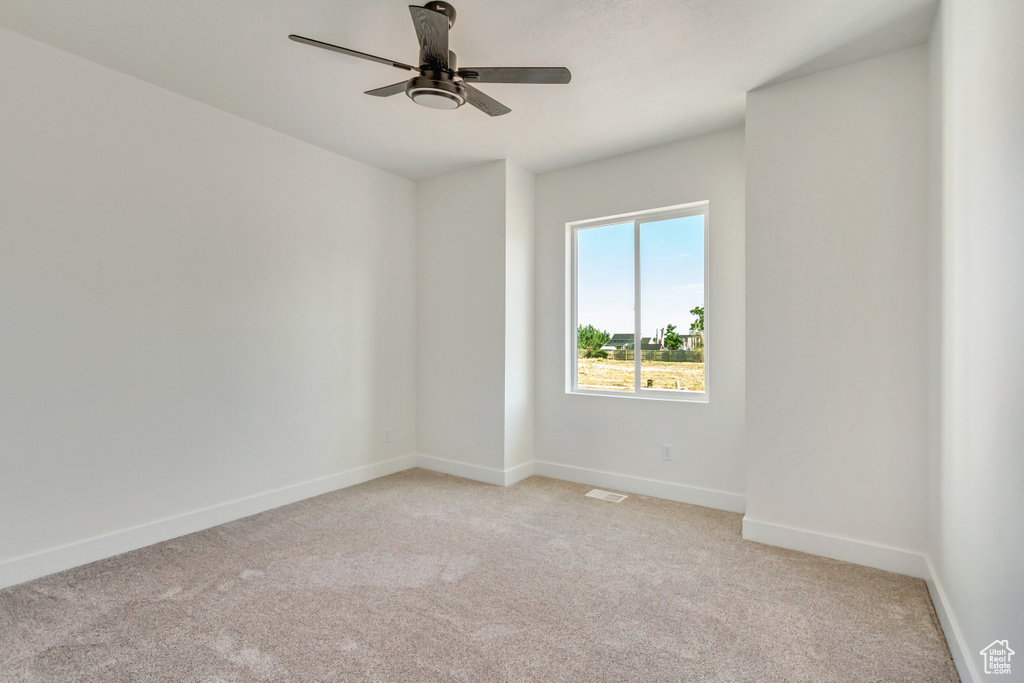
[585,489,628,503]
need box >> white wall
[937,0,1024,676]
[744,47,930,555]
[504,162,536,472]
[926,1,945,592]
[416,162,507,472]
[0,29,417,571]
[534,127,746,505]
[416,160,538,479]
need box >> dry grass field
[577,358,705,392]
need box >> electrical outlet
[384,430,391,443]
[662,444,673,461]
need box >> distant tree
[663,324,684,350]
[689,306,705,334]
[577,324,611,351]
[689,306,705,349]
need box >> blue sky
[577,215,704,338]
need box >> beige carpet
[0,469,958,682]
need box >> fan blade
[288,35,417,72]
[458,67,571,84]
[462,83,511,117]
[365,81,409,97]
[408,5,449,69]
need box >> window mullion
[571,227,578,391]
[633,219,641,393]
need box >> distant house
[601,334,662,351]
[601,333,635,350]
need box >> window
[568,202,708,401]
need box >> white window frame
[565,200,709,403]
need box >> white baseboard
[503,460,536,486]
[415,454,508,486]
[533,461,746,513]
[0,454,416,591]
[412,456,533,487]
[741,516,929,579]
[414,457,745,515]
[924,556,979,683]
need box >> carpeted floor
[0,469,958,682]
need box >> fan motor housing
[419,48,457,72]
[423,1,456,28]
[406,74,466,110]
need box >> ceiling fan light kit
[407,74,465,109]
[289,2,570,117]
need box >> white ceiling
[0,0,936,180]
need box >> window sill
[567,388,709,404]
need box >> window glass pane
[639,215,705,392]
[576,222,634,392]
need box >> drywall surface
[534,127,746,499]
[0,28,417,565]
[938,0,1024,673]
[504,162,536,471]
[926,5,944,581]
[745,47,930,552]
[416,162,507,471]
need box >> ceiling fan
[289,1,571,117]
